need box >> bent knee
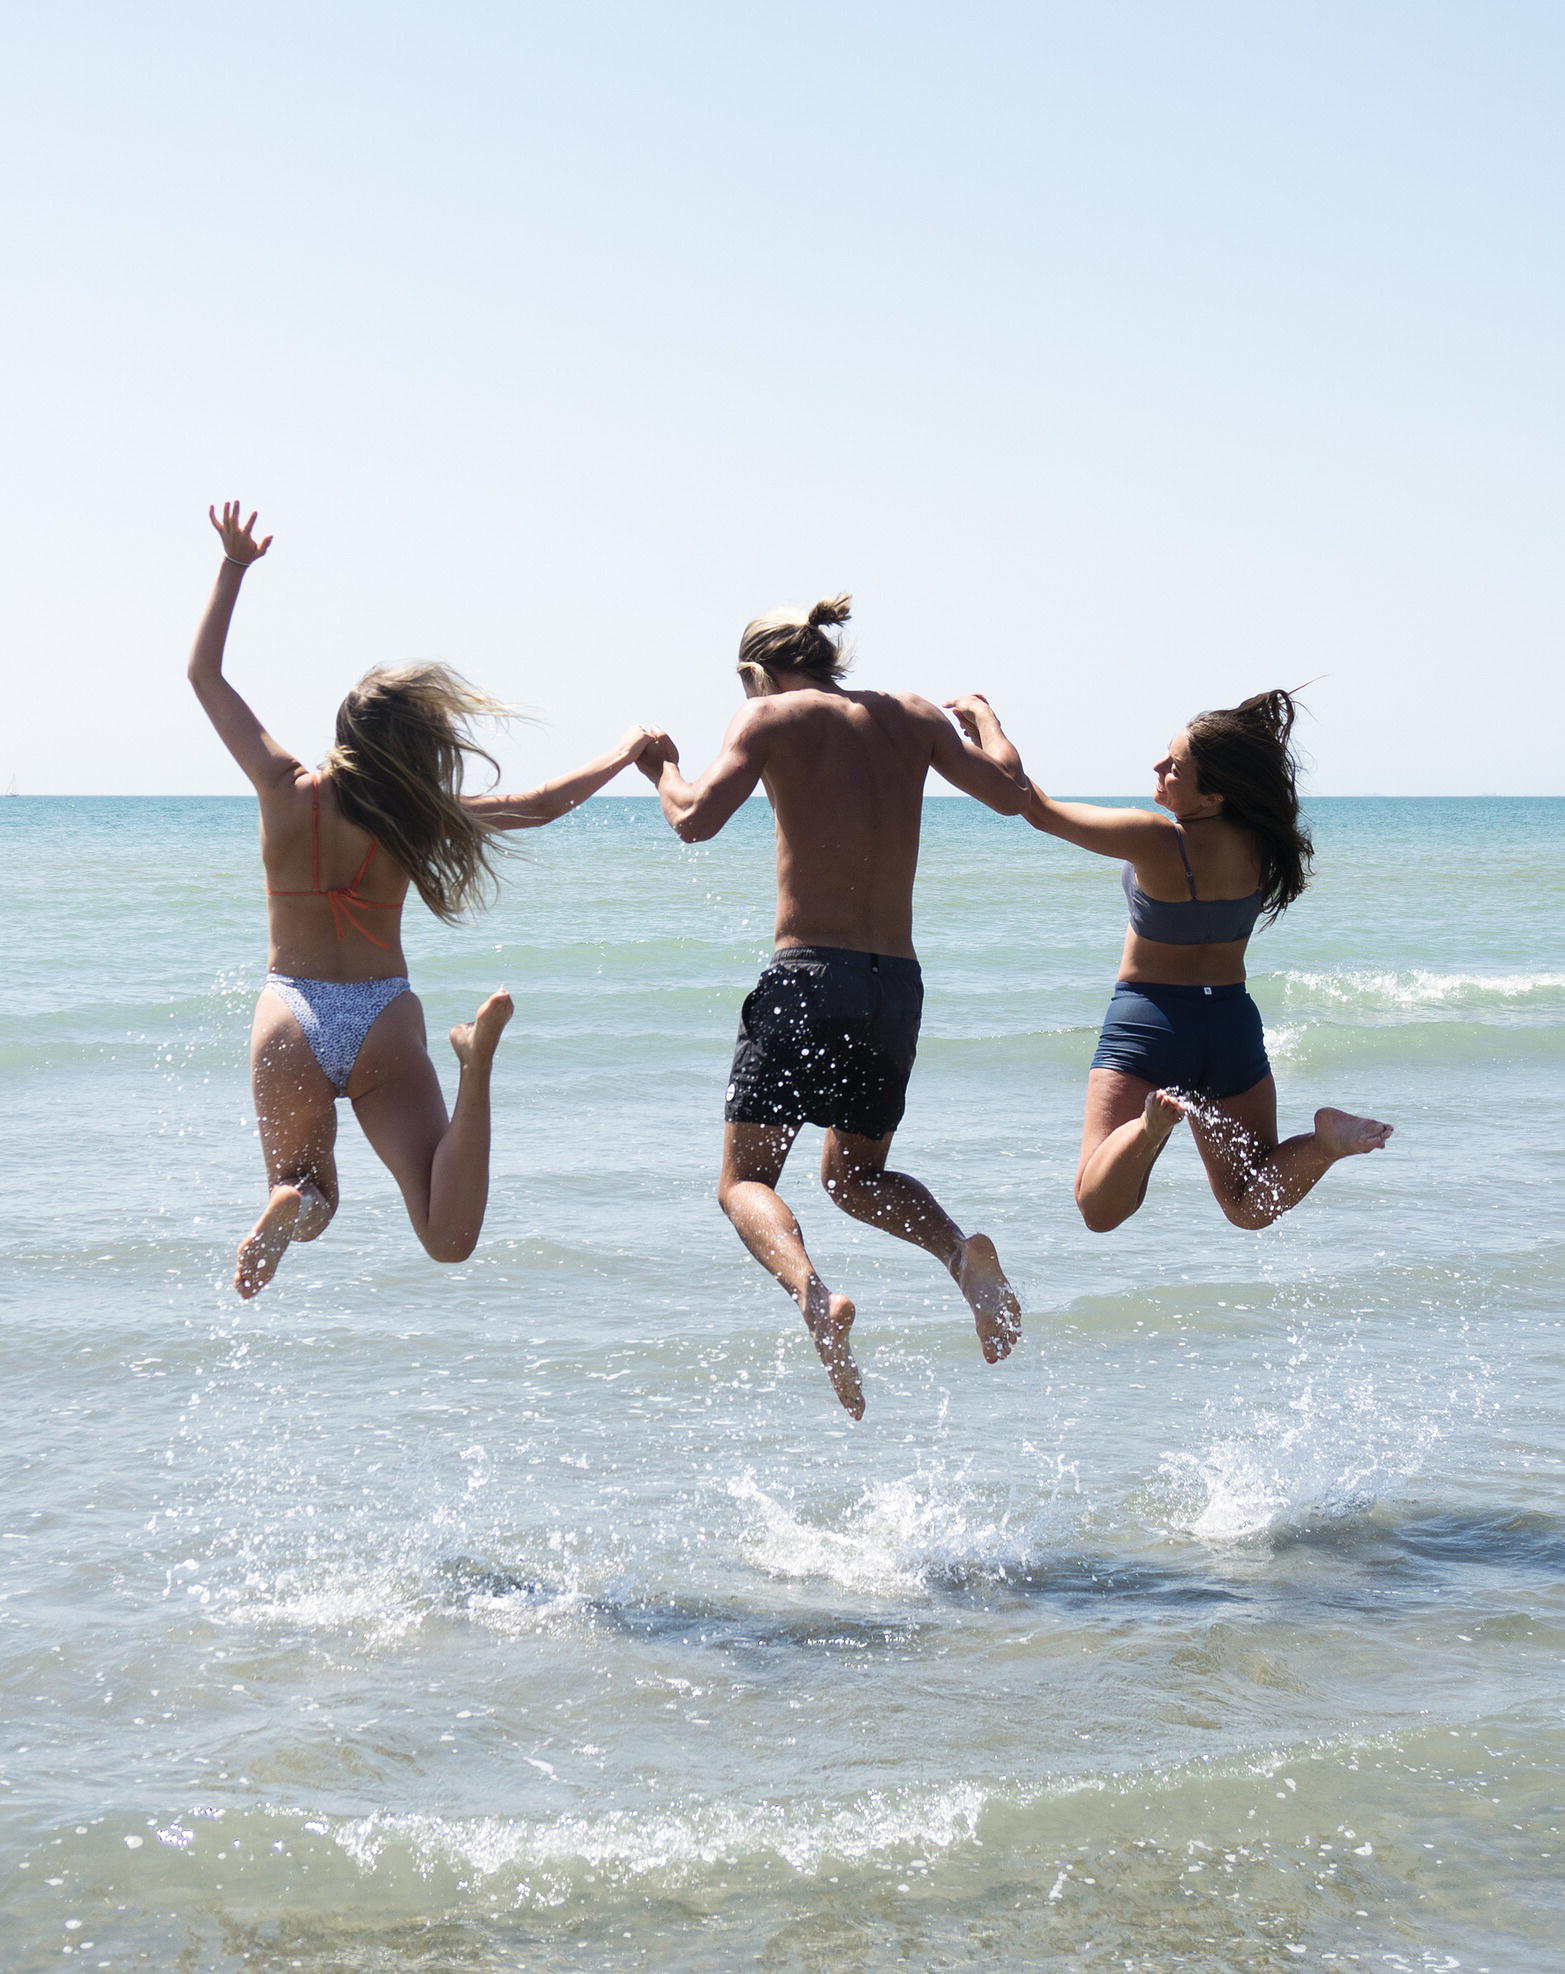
[300,1199,339,1242]
[819,1166,856,1209]
[422,1232,478,1265]
[1221,1198,1276,1232]
[1075,1192,1129,1235]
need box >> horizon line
[4,790,1562,804]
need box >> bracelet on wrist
[222,554,250,570]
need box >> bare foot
[235,1184,303,1298]
[451,989,514,1070]
[1315,1106,1393,1158]
[1143,1088,1189,1146]
[800,1280,864,1420]
[952,1233,1022,1364]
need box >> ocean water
[2,794,1562,1973]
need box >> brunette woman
[189,502,659,1296]
[947,690,1391,1231]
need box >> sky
[3,0,1560,796]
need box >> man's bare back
[645,675,1028,950]
[758,687,942,957]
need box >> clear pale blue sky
[4,1,1560,795]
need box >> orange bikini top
[265,774,401,949]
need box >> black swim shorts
[724,946,924,1142]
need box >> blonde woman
[190,502,659,1296]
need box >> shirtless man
[638,595,1032,1418]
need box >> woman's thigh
[1077,1067,1159,1175]
[250,990,340,1195]
[1188,1072,1280,1200]
[345,992,450,1214]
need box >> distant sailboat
[3,776,16,797]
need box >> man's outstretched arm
[947,693,1167,856]
[927,696,1031,814]
[638,705,770,842]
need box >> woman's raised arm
[187,501,301,794]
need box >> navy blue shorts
[725,946,923,1142]
[1089,981,1271,1101]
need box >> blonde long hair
[736,594,852,695]
[326,663,511,923]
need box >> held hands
[209,500,273,569]
[944,693,995,744]
[618,725,670,765]
[633,728,679,782]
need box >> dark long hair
[326,663,511,923]
[1184,688,1313,922]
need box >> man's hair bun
[737,593,855,686]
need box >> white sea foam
[304,1732,1400,1905]
[328,1778,992,1895]
[1273,967,1565,1018]
[221,1564,432,1643]
[1260,1019,1306,1062]
[215,1548,592,1644]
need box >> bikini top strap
[349,840,378,891]
[1170,821,1199,900]
[312,771,377,896]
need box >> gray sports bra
[1121,823,1263,945]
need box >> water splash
[1150,1349,1454,1545]
[729,1456,1080,1599]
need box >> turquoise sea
[3,794,1563,1972]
